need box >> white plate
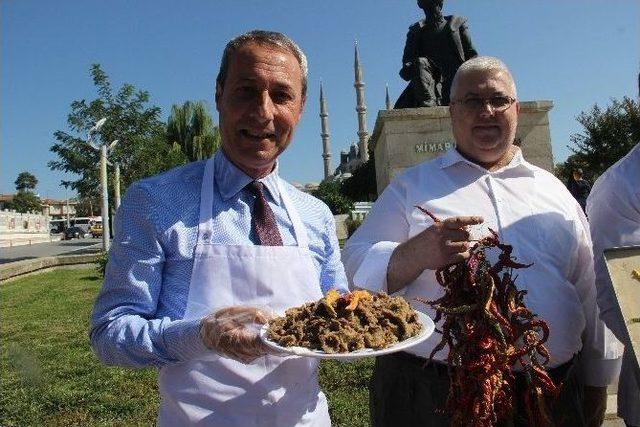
[259,311,435,360]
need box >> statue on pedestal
[394,0,478,108]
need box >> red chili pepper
[531,364,560,396]
[413,207,559,426]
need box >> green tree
[11,191,42,214]
[11,171,42,213]
[15,171,38,191]
[341,157,377,202]
[311,181,354,215]
[74,196,99,217]
[557,96,640,183]
[166,101,221,161]
[48,64,175,199]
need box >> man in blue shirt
[90,30,347,426]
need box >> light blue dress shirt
[90,150,348,368]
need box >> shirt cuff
[352,241,400,294]
[163,318,208,362]
[577,355,623,387]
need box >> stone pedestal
[370,101,555,194]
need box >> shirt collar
[439,146,535,176]
[214,150,282,203]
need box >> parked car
[90,224,103,238]
[64,226,86,240]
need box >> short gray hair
[216,30,308,98]
[450,56,517,101]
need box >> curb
[0,253,101,282]
[0,234,63,248]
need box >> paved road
[0,239,103,264]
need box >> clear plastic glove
[199,306,272,363]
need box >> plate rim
[259,310,435,360]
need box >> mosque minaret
[385,84,392,110]
[354,41,369,163]
[319,82,332,180]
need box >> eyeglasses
[451,96,516,113]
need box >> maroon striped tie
[247,181,283,246]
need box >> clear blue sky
[2,0,639,199]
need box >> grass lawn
[0,269,373,426]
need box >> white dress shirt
[587,143,640,424]
[343,147,619,386]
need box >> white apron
[157,157,329,427]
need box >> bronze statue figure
[395,0,478,108]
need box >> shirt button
[202,232,210,241]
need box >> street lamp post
[108,141,121,238]
[86,118,115,252]
[99,144,110,251]
[110,163,121,236]
[65,190,70,229]
[114,163,121,210]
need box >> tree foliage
[48,64,175,199]
[553,154,590,185]
[10,171,42,213]
[166,101,221,162]
[311,180,354,215]
[341,157,377,202]
[556,97,640,183]
[15,171,38,191]
[74,196,99,217]
[12,191,42,214]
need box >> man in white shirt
[343,56,618,426]
[587,143,640,427]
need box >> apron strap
[197,157,216,244]
[276,178,310,249]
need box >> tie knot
[247,180,265,196]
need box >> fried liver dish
[267,290,422,353]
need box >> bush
[346,217,363,237]
[311,181,354,215]
[341,157,377,202]
[96,251,109,277]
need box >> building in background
[0,194,78,219]
[41,198,78,220]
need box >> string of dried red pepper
[414,206,560,427]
